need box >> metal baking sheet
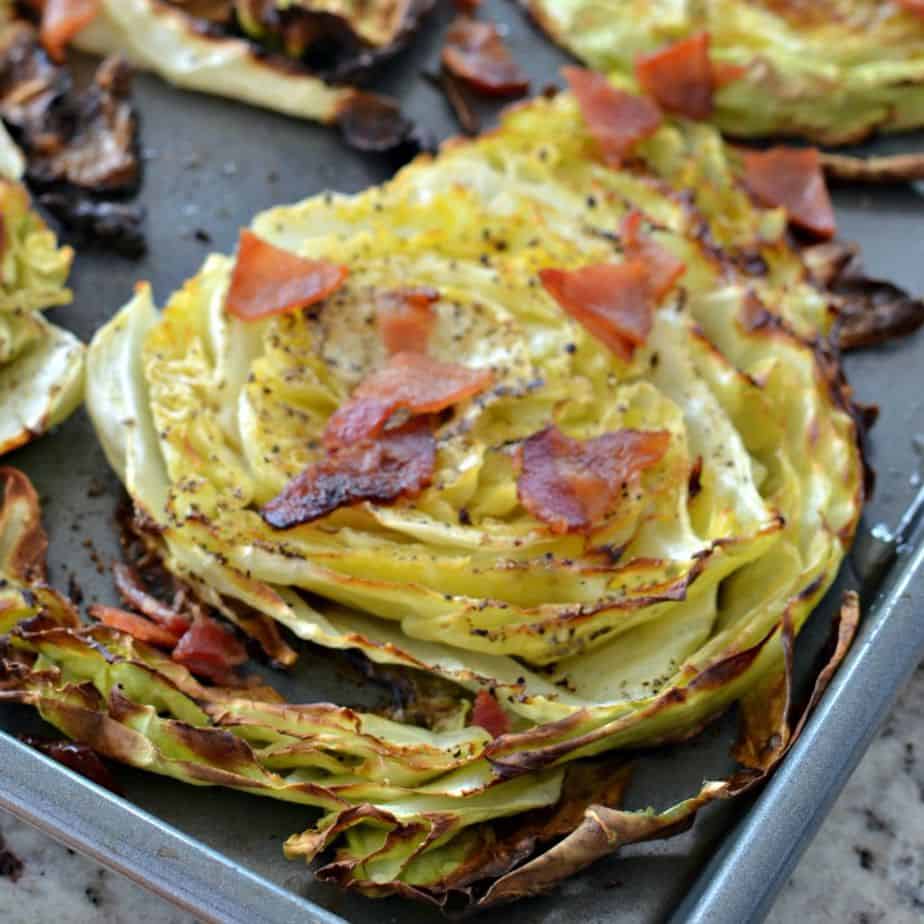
[2,3,924,922]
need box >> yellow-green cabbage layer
[0,181,84,456]
[47,91,867,899]
[527,0,924,144]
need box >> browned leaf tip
[470,591,860,910]
[803,240,924,351]
[833,275,924,351]
[0,467,48,585]
[819,151,924,184]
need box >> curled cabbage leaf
[525,0,924,144]
[0,180,84,456]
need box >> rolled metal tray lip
[0,733,336,924]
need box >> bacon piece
[712,61,748,88]
[898,0,924,18]
[471,689,510,738]
[39,0,100,62]
[540,262,653,361]
[376,287,439,355]
[636,32,714,120]
[20,737,122,795]
[564,66,662,166]
[324,352,494,448]
[171,615,248,686]
[225,229,348,321]
[89,605,182,649]
[517,425,671,533]
[742,146,836,239]
[112,562,192,638]
[442,16,529,97]
[620,210,686,299]
[262,419,436,529]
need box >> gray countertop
[3,662,923,924]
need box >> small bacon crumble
[540,262,651,362]
[540,218,685,361]
[323,351,494,448]
[564,66,662,167]
[89,604,182,649]
[39,0,100,62]
[171,614,248,686]
[89,601,247,685]
[898,0,924,18]
[636,32,714,120]
[261,419,436,529]
[517,426,671,533]
[442,16,529,97]
[471,689,510,738]
[376,287,439,355]
[20,737,122,795]
[620,211,686,299]
[225,229,348,321]
[742,146,836,239]
[112,562,192,638]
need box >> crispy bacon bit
[89,604,182,649]
[636,32,714,120]
[225,230,348,321]
[112,562,192,638]
[376,287,439,355]
[471,689,510,738]
[563,66,662,166]
[517,425,671,533]
[540,262,653,362]
[262,419,436,529]
[712,61,748,88]
[898,0,924,18]
[442,16,529,97]
[620,211,686,299]
[171,615,248,686]
[39,0,100,62]
[742,146,836,239]
[323,352,494,448]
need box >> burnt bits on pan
[0,22,145,256]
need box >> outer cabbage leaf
[0,180,83,456]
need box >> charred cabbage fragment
[524,0,924,145]
[0,18,144,252]
[0,179,83,455]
